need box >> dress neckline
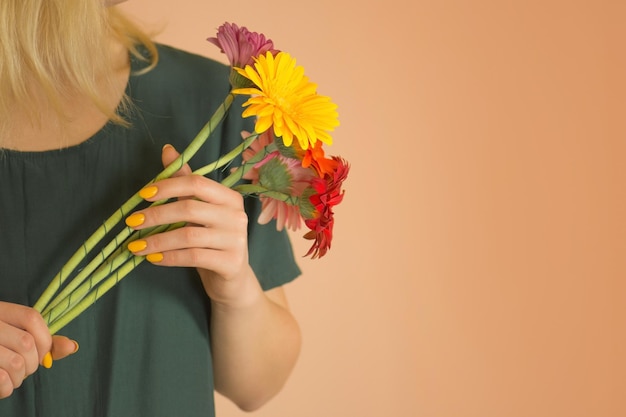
[0,53,142,159]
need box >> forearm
[123,144,302,410]
[208,272,301,411]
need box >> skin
[130,146,302,410]
[0,4,302,408]
[0,304,76,398]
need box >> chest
[0,134,161,303]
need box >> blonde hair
[0,0,157,140]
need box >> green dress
[0,44,301,417]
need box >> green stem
[192,132,258,176]
[233,184,300,205]
[41,223,166,318]
[47,256,144,335]
[42,251,132,326]
[41,127,251,316]
[33,93,234,313]
[42,133,280,333]
[46,222,186,334]
[220,142,278,188]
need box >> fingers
[0,324,38,393]
[161,144,192,178]
[0,302,79,399]
[140,174,245,208]
[126,195,249,265]
[128,197,247,231]
[126,200,249,275]
[128,226,248,270]
[129,224,243,254]
[159,143,243,205]
[0,302,51,365]
[126,160,248,247]
[51,336,79,361]
[125,144,250,281]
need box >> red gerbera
[303,157,349,258]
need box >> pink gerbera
[207,22,277,68]
[241,131,315,231]
[257,157,313,231]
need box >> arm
[210,283,301,411]
[126,144,301,411]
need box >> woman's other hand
[0,302,78,399]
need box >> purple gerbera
[207,22,278,68]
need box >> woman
[0,0,302,415]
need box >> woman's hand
[0,302,78,399]
[127,144,301,410]
[126,144,258,307]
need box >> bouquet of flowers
[32,22,349,336]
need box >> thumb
[161,144,193,177]
[50,335,79,361]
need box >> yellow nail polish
[146,253,164,263]
[139,186,158,199]
[127,240,148,253]
[125,213,145,228]
[42,352,53,369]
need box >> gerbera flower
[241,131,315,231]
[257,157,313,231]
[301,141,338,177]
[207,22,277,68]
[233,51,339,150]
[303,157,350,258]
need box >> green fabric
[0,44,301,417]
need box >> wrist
[202,265,265,311]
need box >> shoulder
[124,43,252,166]
[152,43,229,82]
[130,43,232,102]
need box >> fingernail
[125,213,145,228]
[72,341,80,354]
[42,352,53,369]
[146,253,164,263]
[162,144,173,151]
[139,186,158,199]
[127,239,148,253]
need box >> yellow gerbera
[232,51,339,150]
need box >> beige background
[120,1,625,416]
